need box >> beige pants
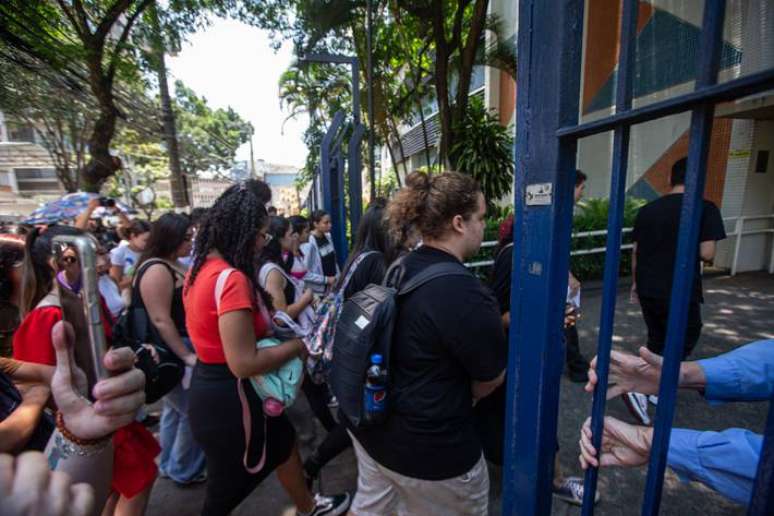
[348,432,489,516]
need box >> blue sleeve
[668,428,762,505]
[697,340,774,402]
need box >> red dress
[13,301,159,499]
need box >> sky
[167,18,308,169]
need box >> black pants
[639,296,702,359]
[188,363,296,516]
[563,325,587,373]
[301,375,352,476]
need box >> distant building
[257,160,303,215]
[0,111,62,219]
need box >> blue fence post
[348,123,366,235]
[641,1,727,514]
[502,1,584,514]
[320,111,348,263]
[581,0,638,513]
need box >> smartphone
[52,235,108,381]
[99,196,116,208]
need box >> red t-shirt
[184,258,270,364]
[13,306,62,365]
[13,298,114,366]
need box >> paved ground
[147,272,774,515]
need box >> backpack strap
[214,268,235,313]
[397,262,470,296]
[237,378,268,474]
[335,250,377,294]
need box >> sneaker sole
[622,394,651,426]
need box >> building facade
[386,0,773,274]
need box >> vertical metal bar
[732,217,744,276]
[336,151,349,266]
[641,1,727,514]
[581,0,638,512]
[351,58,361,126]
[366,0,376,202]
[320,111,346,221]
[748,397,774,515]
[502,0,584,514]
[348,124,366,233]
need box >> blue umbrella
[23,192,131,225]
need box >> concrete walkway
[147,272,774,515]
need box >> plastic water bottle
[363,354,387,424]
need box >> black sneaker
[300,493,351,516]
[622,392,651,425]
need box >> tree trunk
[151,5,188,208]
[82,61,120,191]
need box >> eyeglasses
[62,256,78,265]
[259,231,273,244]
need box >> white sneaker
[648,395,659,405]
[622,392,651,425]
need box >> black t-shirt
[315,234,338,277]
[490,243,514,315]
[353,246,507,480]
[343,250,386,301]
[632,194,726,302]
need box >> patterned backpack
[305,251,375,384]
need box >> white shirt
[110,244,140,276]
[99,274,125,318]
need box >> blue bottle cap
[371,354,383,364]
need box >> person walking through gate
[347,171,507,516]
[566,170,591,383]
[624,157,726,425]
[183,181,350,516]
[302,210,339,294]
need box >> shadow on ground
[147,272,774,515]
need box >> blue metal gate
[503,1,774,514]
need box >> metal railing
[466,215,774,275]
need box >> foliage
[569,197,646,281]
[173,81,253,176]
[471,197,646,281]
[449,96,513,205]
[0,59,93,192]
[107,128,171,219]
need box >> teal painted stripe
[586,9,742,113]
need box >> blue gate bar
[502,1,584,514]
[641,1,727,514]
[335,150,348,266]
[749,395,774,515]
[348,123,366,232]
[581,0,638,512]
[557,67,774,140]
[319,111,348,263]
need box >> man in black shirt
[625,157,727,424]
[349,171,506,516]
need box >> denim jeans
[159,341,206,483]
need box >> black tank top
[135,259,187,337]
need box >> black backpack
[330,261,469,428]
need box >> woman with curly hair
[184,180,350,516]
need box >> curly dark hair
[186,181,270,301]
[387,171,481,241]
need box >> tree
[448,95,513,204]
[0,59,92,192]
[173,81,253,178]
[0,1,157,190]
[396,0,490,167]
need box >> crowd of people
[0,157,766,516]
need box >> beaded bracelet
[55,411,112,447]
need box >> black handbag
[113,259,184,403]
